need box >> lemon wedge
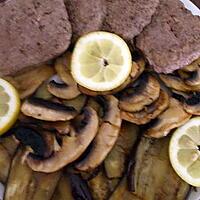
[0,78,20,135]
[169,117,200,186]
[71,31,132,91]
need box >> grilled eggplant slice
[21,98,77,121]
[145,98,191,138]
[88,171,119,200]
[4,65,54,99]
[119,74,160,112]
[104,122,139,178]
[128,137,190,200]
[109,177,141,200]
[121,90,169,125]
[76,96,121,171]
[52,175,74,200]
[4,148,61,200]
[34,82,53,100]
[0,136,18,183]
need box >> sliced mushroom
[182,58,200,72]
[4,65,55,99]
[26,107,99,172]
[78,60,145,96]
[121,90,169,125]
[183,92,200,115]
[76,95,122,171]
[159,74,200,92]
[54,55,80,99]
[119,74,160,112]
[63,94,87,113]
[21,98,77,121]
[14,126,57,158]
[145,98,191,138]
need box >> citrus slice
[0,78,20,135]
[169,117,200,186]
[71,31,132,91]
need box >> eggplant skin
[129,136,189,200]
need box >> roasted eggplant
[128,136,190,200]
[4,148,61,200]
[104,122,139,178]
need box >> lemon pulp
[0,78,20,135]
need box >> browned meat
[136,0,200,73]
[0,0,72,76]
[65,0,105,42]
[103,0,159,41]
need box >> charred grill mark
[185,93,200,105]
[28,97,76,112]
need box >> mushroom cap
[121,90,169,125]
[4,65,55,99]
[119,74,160,112]
[21,98,77,121]
[26,107,99,172]
[145,98,191,138]
[159,74,200,92]
[76,95,122,171]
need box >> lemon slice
[0,78,20,135]
[71,31,132,91]
[169,117,200,186]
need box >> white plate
[0,0,199,200]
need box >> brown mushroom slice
[21,98,77,121]
[130,59,146,82]
[182,58,200,72]
[76,95,121,171]
[26,107,99,173]
[185,68,200,86]
[159,74,200,92]
[119,74,160,112]
[4,65,55,99]
[63,94,87,113]
[145,98,191,138]
[121,90,169,125]
[183,92,200,115]
[54,56,80,99]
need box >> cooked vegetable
[109,177,141,200]
[34,82,53,100]
[88,171,119,200]
[121,90,169,125]
[52,175,74,200]
[0,136,18,183]
[128,137,190,200]
[26,107,99,172]
[21,98,77,121]
[119,74,160,112]
[160,74,200,92]
[4,65,54,99]
[76,95,121,171]
[104,122,139,178]
[145,98,191,138]
[54,55,80,99]
[63,94,87,113]
[4,148,61,200]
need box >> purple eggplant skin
[69,173,93,200]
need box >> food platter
[0,0,200,200]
